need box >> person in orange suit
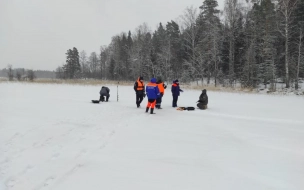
[155,78,167,109]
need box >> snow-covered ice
[0,82,304,190]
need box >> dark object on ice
[197,104,207,110]
[197,89,208,110]
[176,107,195,111]
[92,100,100,103]
[100,86,110,102]
[150,108,155,114]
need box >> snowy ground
[0,82,304,190]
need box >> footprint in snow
[75,149,87,159]
[43,177,54,187]
[5,178,17,188]
[51,153,60,160]
[20,165,35,175]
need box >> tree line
[56,0,304,90]
[1,65,56,81]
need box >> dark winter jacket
[146,78,160,99]
[134,77,145,95]
[171,81,183,97]
[198,89,208,105]
[100,86,110,96]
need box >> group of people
[134,76,166,114]
[134,76,208,114]
[98,76,208,114]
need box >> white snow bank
[0,82,304,190]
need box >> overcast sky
[0,0,225,71]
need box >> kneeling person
[146,78,160,114]
[197,89,208,110]
[99,86,110,102]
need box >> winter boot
[145,107,149,113]
[150,108,155,114]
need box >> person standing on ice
[99,86,110,102]
[134,76,146,108]
[197,89,208,110]
[171,79,183,107]
[145,78,160,114]
[155,78,167,109]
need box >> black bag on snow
[177,107,195,111]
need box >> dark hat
[139,76,143,80]
[202,89,207,94]
[174,79,179,83]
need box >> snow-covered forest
[55,0,304,90]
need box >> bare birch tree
[277,0,298,88]
[7,64,14,81]
[180,6,200,83]
[296,22,304,89]
[79,50,88,79]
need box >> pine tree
[166,21,182,80]
[126,31,133,80]
[198,0,222,86]
[100,46,107,80]
[151,23,166,80]
[64,49,73,79]
[224,0,241,85]
[72,47,81,78]
[64,47,81,79]
[257,0,277,90]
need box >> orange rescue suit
[157,82,165,94]
[136,78,144,91]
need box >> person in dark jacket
[145,78,160,114]
[155,78,167,109]
[99,86,110,102]
[171,79,183,107]
[134,76,146,108]
[197,89,208,110]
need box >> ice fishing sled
[91,100,100,103]
[176,107,195,111]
